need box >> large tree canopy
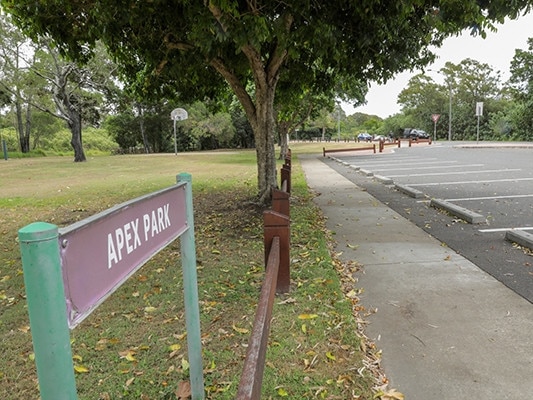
[3,0,531,202]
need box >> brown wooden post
[281,164,291,194]
[372,144,376,153]
[285,149,291,166]
[264,210,290,293]
[272,188,289,218]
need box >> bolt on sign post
[171,108,188,156]
[18,173,204,400]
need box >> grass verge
[0,145,383,399]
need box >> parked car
[403,128,429,140]
[357,132,372,142]
[372,135,387,142]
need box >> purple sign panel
[59,183,188,328]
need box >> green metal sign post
[177,173,204,398]
[19,222,78,400]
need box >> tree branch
[266,13,293,84]
[209,56,256,122]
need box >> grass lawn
[0,143,385,399]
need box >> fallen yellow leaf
[232,324,249,334]
[119,350,137,362]
[74,365,89,373]
[181,358,190,372]
[168,343,181,352]
[298,314,318,320]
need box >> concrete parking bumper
[430,198,486,224]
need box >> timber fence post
[264,211,290,293]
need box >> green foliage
[509,37,533,138]
[342,113,384,137]
[186,101,236,150]
[83,127,119,152]
[0,127,18,151]
[30,127,118,154]
[103,112,140,150]
[39,128,71,152]
[229,103,254,149]
[376,113,416,138]
[397,59,508,140]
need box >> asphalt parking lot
[324,142,533,303]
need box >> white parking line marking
[479,227,533,233]
[388,169,521,178]
[446,194,533,202]
[356,159,453,167]
[348,160,445,168]
[375,164,484,173]
[408,177,533,187]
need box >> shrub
[0,127,19,153]
[83,127,119,153]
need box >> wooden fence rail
[235,237,280,400]
[323,144,376,157]
[324,137,432,156]
[235,150,292,399]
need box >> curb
[374,175,393,184]
[505,229,533,251]
[395,184,425,199]
[430,198,486,224]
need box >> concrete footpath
[299,155,533,399]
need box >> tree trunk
[137,104,150,153]
[15,100,30,153]
[208,34,288,204]
[251,86,278,204]
[278,122,289,161]
[25,103,33,149]
[68,112,86,162]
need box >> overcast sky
[342,12,533,118]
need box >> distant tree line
[351,46,533,141]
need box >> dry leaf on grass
[175,380,191,399]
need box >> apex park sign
[59,183,188,328]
